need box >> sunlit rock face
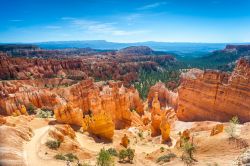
[0,115,33,166]
[177,58,250,122]
[54,103,84,126]
[150,93,163,137]
[120,134,129,148]
[49,124,76,142]
[69,80,144,129]
[210,124,224,136]
[83,113,115,141]
[150,93,173,143]
[160,116,171,143]
[0,79,68,115]
[52,79,144,140]
[0,77,144,132]
[148,82,178,109]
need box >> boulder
[210,124,224,136]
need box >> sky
[0,0,250,43]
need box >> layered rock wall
[177,58,250,122]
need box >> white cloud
[137,2,167,10]
[61,17,76,20]
[63,17,148,36]
[125,14,143,21]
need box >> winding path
[23,126,64,166]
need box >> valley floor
[22,118,250,166]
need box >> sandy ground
[23,126,65,166]
[22,118,250,166]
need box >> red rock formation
[177,58,250,122]
[69,81,143,129]
[54,103,84,126]
[49,124,76,142]
[210,124,224,136]
[150,92,174,143]
[120,134,129,148]
[0,52,175,84]
[0,88,63,115]
[148,82,178,109]
[160,115,171,143]
[83,113,115,141]
[142,115,150,126]
[0,115,6,125]
[0,77,143,131]
[150,93,165,137]
[0,78,70,115]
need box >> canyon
[0,45,250,166]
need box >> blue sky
[1,0,250,43]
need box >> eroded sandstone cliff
[177,58,250,122]
[148,82,178,109]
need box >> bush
[45,140,61,150]
[36,108,53,118]
[27,103,36,115]
[226,116,240,139]
[54,154,66,160]
[64,153,78,162]
[107,148,118,156]
[126,148,135,162]
[156,153,176,163]
[54,153,78,162]
[97,148,114,166]
[160,147,165,152]
[77,163,91,166]
[138,132,143,138]
[118,149,127,162]
[118,148,135,163]
[181,138,197,165]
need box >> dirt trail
[23,126,64,166]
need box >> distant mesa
[118,46,154,55]
[225,44,250,52]
[0,44,39,52]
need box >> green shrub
[107,148,118,156]
[65,153,78,162]
[45,140,61,150]
[27,103,36,115]
[181,138,197,165]
[226,116,240,139]
[97,148,113,166]
[77,163,91,166]
[160,147,165,152]
[118,149,127,162]
[134,68,180,100]
[54,154,66,160]
[138,132,143,138]
[156,153,176,163]
[126,148,135,162]
[54,153,78,162]
[36,108,53,118]
[118,148,135,163]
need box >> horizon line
[1,40,250,44]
